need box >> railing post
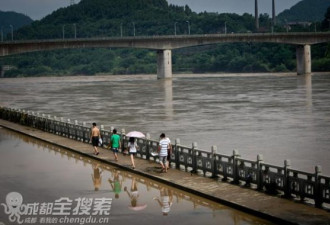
[211,145,218,178]
[284,159,292,198]
[314,165,323,208]
[53,116,58,135]
[191,142,198,173]
[232,149,240,184]
[99,125,104,146]
[82,122,87,142]
[67,119,71,138]
[107,126,114,147]
[74,120,79,140]
[121,128,125,153]
[146,133,150,160]
[175,138,180,169]
[257,154,264,190]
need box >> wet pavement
[1,119,330,225]
[0,127,271,225]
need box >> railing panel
[176,145,194,171]
[236,158,259,185]
[195,149,214,176]
[319,175,330,204]
[261,163,286,191]
[288,169,316,200]
[214,154,234,180]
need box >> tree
[321,7,330,31]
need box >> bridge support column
[0,66,4,78]
[157,49,172,79]
[296,45,311,75]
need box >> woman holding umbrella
[127,137,138,169]
[126,131,144,169]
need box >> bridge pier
[296,45,311,75]
[0,66,4,78]
[157,49,172,79]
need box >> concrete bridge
[1,32,330,79]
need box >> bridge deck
[1,119,329,225]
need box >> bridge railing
[0,106,329,209]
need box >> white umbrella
[126,131,145,138]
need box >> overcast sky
[0,0,301,20]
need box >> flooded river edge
[0,72,330,175]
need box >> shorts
[129,152,136,156]
[92,136,99,147]
[159,156,167,165]
[112,148,119,153]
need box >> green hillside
[277,0,330,23]
[0,11,33,36]
[1,0,329,77]
[16,0,255,39]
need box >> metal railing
[0,106,329,208]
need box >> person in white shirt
[158,133,170,173]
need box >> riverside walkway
[0,119,329,225]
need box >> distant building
[284,21,312,31]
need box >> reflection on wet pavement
[0,128,273,225]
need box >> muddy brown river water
[0,73,329,174]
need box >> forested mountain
[0,11,33,34]
[1,0,329,77]
[277,0,330,23]
[15,0,255,39]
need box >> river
[0,73,329,174]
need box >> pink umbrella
[128,204,147,211]
[126,131,145,138]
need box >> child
[128,137,138,169]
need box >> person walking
[109,128,121,161]
[158,133,170,173]
[128,137,138,169]
[90,122,101,155]
[166,137,172,170]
